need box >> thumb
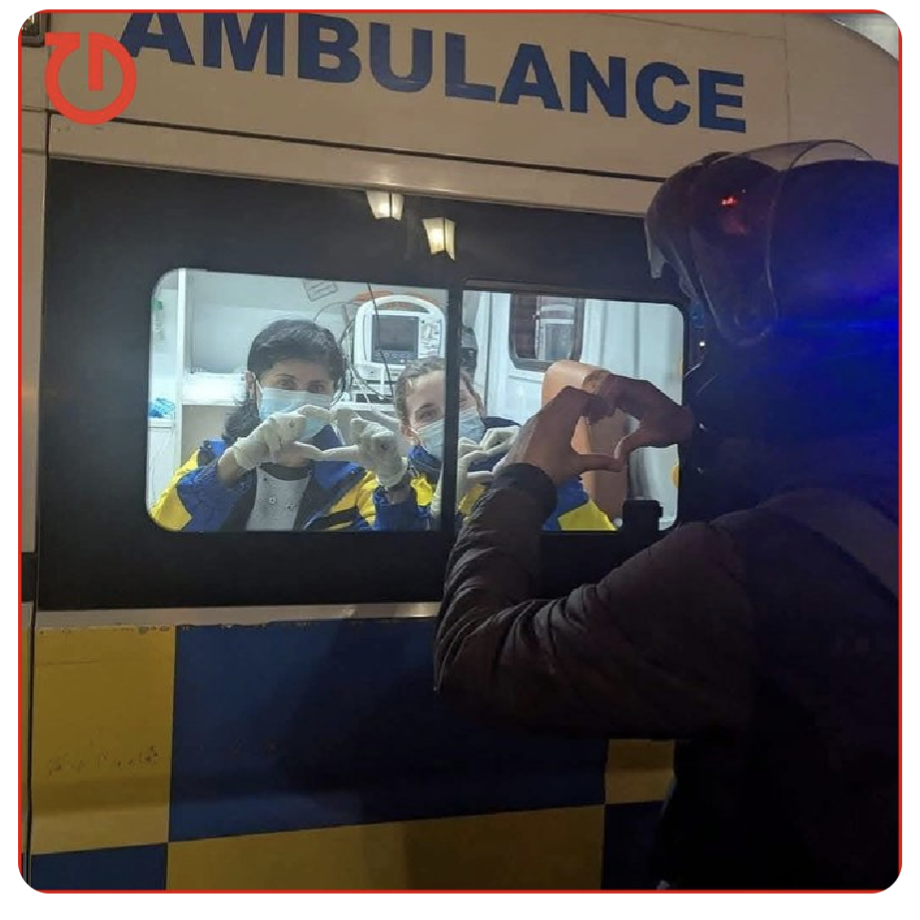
[466,471,494,485]
[333,406,358,429]
[297,404,332,422]
[458,449,489,473]
[570,452,625,477]
[288,442,326,460]
[613,427,660,463]
[368,409,401,433]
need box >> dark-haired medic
[151,319,377,532]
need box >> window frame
[507,292,586,372]
[39,159,685,612]
[20,13,47,46]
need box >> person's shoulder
[554,474,590,503]
[648,520,747,579]
[709,501,800,543]
[407,445,439,482]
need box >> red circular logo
[44,32,137,125]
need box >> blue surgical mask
[257,385,334,441]
[416,407,485,461]
[459,406,487,444]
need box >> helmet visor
[655,140,874,346]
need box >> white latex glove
[430,434,515,525]
[478,424,520,455]
[488,426,525,478]
[294,410,408,489]
[227,406,333,471]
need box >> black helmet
[646,140,897,349]
[647,141,899,442]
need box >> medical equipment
[352,294,445,397]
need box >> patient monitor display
[372,315,419,364]
[352,294,445,394]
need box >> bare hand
[587,374,695,462]
[498,386,624,486]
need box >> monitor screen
[373,315,419,356]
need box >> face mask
[257,385,333,441]
[459,406,486,444]
[416,407,485,461]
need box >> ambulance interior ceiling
[175,271,448,372]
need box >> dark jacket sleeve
[435,463,755,739]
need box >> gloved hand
[430,438,485,525]
[294,409,408,489]
[226,405,333,471]
[429,427,519,524]
[478,424,520,454]
[464,424,521,481]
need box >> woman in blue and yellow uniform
[151,319,376,532]
[373,358,614,531]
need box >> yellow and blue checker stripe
[26,619,674,890]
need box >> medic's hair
[246,318,346,389]
[223,318,345,445]
[393,357,477,425]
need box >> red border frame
[17,8,903,895]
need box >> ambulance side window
[509,294,584,370]
[464,289,684,530]
[146,270,447,533]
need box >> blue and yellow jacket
[150,425,377,532]
[373,417,615,532]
